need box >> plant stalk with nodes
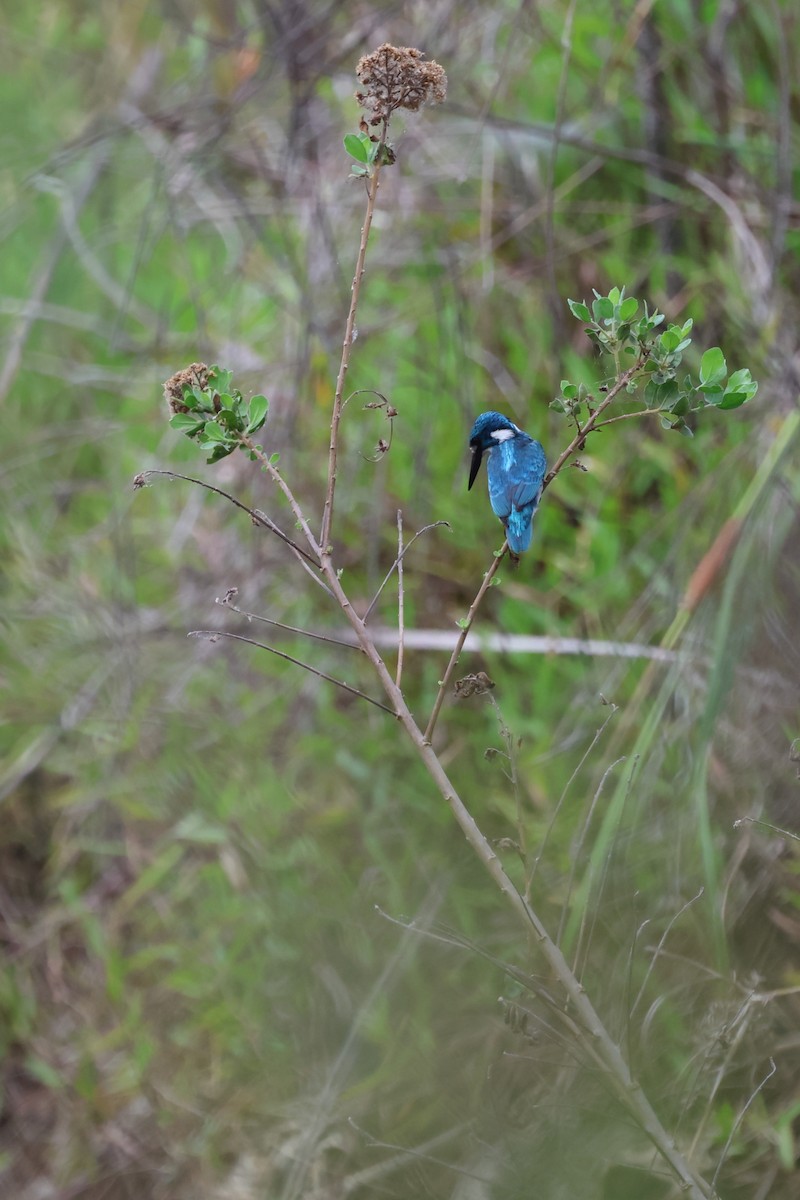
[144,43,761,1200]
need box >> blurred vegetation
[1,2,799,1198]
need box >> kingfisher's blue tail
[506,504,536,554]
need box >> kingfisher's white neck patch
[490,427,516,442]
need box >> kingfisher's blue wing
[507,438,547,510]
[487,436,547,554]
[487,437,546,516]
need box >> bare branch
[215,596,360,651]
[188,630,395,716]
[543,360,645,489]
[320,166,384,552]
[136,468,319,565]
[424,544,507,743]
[238,434,322,560]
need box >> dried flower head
[355,43,447,126]
[164,362,210,414]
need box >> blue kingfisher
[468,411,547,561]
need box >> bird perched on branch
[468,411,547,562]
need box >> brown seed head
[355,43,447,125]
[164,362,210,414]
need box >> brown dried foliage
[163,362,210,414]
[355,43,447,126]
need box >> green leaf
[699,347,727,386]
[718,369,758,409]
[456,617,470,630]
[247,394,269,433]
[592,296,614,321]
[608,286,621,305]
[179,387,201,410]
[169,413,206,434]
[567,299,591,323]
[207,443,237,464]
[560,381,578,400]
[269,452,280,465]
[201,422,226,441]
[619,296,638,321]
[344,133,369,163]
[208,365,233,393]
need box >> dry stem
[320,165,383,553]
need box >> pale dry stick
[424,546,507,743]
[342,627,681,662]
[188,630,394,715]
[319,164,384,554]
[395,510,405,688]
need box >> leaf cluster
[343,131,395,177]
[168,365,269,463]
[555,288,758,437]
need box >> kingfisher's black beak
[468,443,483,490]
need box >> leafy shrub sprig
[557,286,758,437]
[164,363,270,464]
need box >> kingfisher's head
[468,411,519,490]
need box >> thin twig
[188,630,395,715]
[238,433,323,560]
[711,1058,776,1194]
[543,360,645,489]
[320,165,383,553]
[424,545,507,742]
[215,597,360,651]
[593,407,662,429]
[630,889,705,1020]
[136,468,319,566]
[395,510,405,688]
[362,521,450,623]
